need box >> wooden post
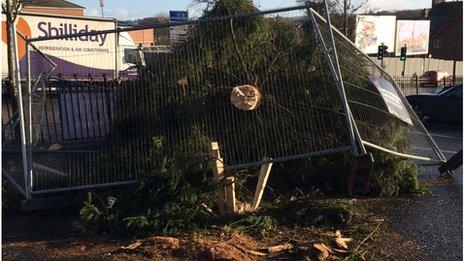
[252,158,273,211]
[224,176,236,214]
[210,142,236,214]
[347,161,356,196]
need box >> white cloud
[86,8,99,17]
[155,11,170,18]
[113,8,129,19]
[364,0,415,11]
[90,8,148,20]
[256,0,297,7]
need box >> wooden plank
[210,141,219,151]
[252,159,273,211]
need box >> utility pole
[452,19,459,84]
[400,45,407,77]
[343,0,348,36]
[377,43,387,68]
[100,0,104,17]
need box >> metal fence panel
[14,6,358,195]
[4,5,447,197]
[310,9,445,163]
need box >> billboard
[355,15,396,54]
[395,20,430,55]
[169,11,189,47]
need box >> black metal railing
[392,76,462,96]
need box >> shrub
[81,134,220,236]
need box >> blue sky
[72,0,433,20]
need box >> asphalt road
[381,120,463,261]
[423,120,463,184]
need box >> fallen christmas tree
[110,0,351,167]
[83,0,422,236]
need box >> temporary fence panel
[13,5,360,196]
[2,32,58,197]
[2,89,16,147]
[310,9,445,163]
[4,5,446,198]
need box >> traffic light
[383,45,389,56]
[377,45,384,60]
[400,47,407,61]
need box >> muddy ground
[2,174,461,261]
[3,121,462,260]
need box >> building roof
[375,9,430,20]
[429,1,463,16]
[28,0,85,9]
[429,1,463,39]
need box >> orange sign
[2,17,32,59]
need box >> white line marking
[412,146,459,154]
[429,133,463,140]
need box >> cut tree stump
[210,142,236,214]
[209,143,274,214]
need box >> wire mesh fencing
[2,36,59,197]
[309,9,445,163]
[2,81,17,148]
[9,5,362,195]
[3,5,448,197]
[2,75,28,195]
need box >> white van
[2,12,144,80]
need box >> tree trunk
[343,0,348,36]
[5,0,17,89]
[5,0,22,142]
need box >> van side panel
[2,13,117,79]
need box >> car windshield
[435,86,448,94]
[441,84,463,97]
[124,48,142,64]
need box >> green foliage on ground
[80,168,363,237]
[368,124,420,196]
[82,134,219,236]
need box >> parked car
[406,84,462,122]
[434,85,454,94]
[419,70,453,87]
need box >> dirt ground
[0,203,416,260]
[2,175,461,261]
[1,213,417,261]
